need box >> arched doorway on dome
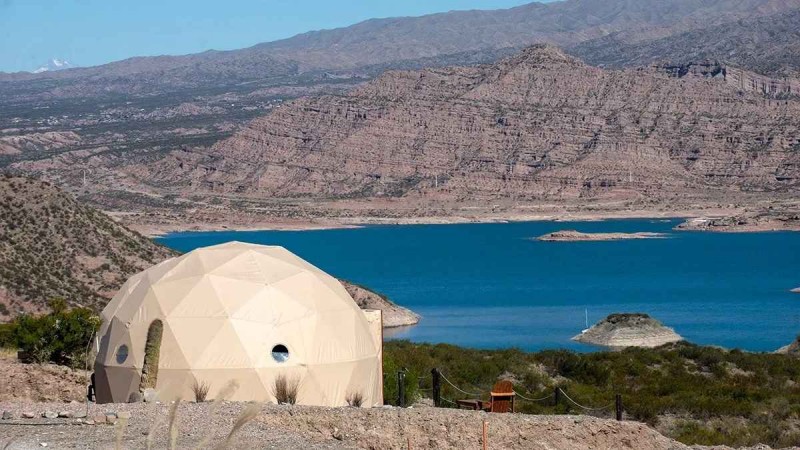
[138,319,163,392]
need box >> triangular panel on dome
[252,252,310,284]
[195,244,257,275]
[166,275,228,318]
[255,246,328,277]
[206,275,273,319]
[194,321,253,369]
[157,321,191,371]
[101,272,145,323]
[270,271,353,314]
[150,275,204,317]
[163,317,227,368]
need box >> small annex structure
[93,242,383,406]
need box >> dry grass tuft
[272,374,300,405]
[192,380,241,450]
[167,398,181,450]
[346,390,364,407]
[191,379,211,403]
[212,403,262,450]
[114,415,129,450]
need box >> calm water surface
[157,219,800,352]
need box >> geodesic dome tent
[93,242,383,406]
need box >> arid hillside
[149,45,799,206]
[0,175,175,319]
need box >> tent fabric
[93,242,383,406]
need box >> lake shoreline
[132,207,758,238]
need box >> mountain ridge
[150,44,798,206]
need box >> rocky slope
[342,281,420,328]
[570,8,800,78]
[0,175,174,319]
[573,313,683,348]
[154,45,800,206]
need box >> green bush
[11,298,100,367]
[383,352,419,406]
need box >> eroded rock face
[342,281,420,328]
[166,45,800,204]
[573,313,683,348]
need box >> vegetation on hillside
[0,174,175,319]
[385,340,800,448]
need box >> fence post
[482,420,488,450]
[431,368,441,407]
[615,394,623,421]
[398,371,406,407]
[553,387,560,407]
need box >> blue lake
[156,219,800,352]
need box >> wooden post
[398,371,406,407]
[482,419,488,450]
[553,387,560,407]
[615,394,623,421]
[431,368,442,407]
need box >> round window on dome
[271,344,289,363]
[116,344,129,364]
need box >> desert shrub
[11,299,100,367]
[191,379,211,402]
[346,390,364,407]
[382,352,419,406]
[0,323,15,348]
[272,374,300,405]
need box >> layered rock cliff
[156,45,800,205]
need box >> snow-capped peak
[32,58,73,74]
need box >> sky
[0,0,536,73]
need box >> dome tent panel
[150,275,205,317]
[162,317,228,368]
[163,276,230,319]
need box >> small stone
[58,411,73,418]
[117,411,132,420]
[73,411,87,419]
[69,400,80,404]
[40,443,48,447]
[43,411,58,419]
[2,410,13,420]
[92,414,107,424]
[105,414,118,425]
[143,388,158,403]
[22,412,36,419]
[128,391,143,403]
[85,420,95,425]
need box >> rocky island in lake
[536,230,667,242]
[573,313,683,348]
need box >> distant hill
[569,8,800,77]
[1,0,798,101]
[0,174,175,320]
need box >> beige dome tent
[93,242,383,406]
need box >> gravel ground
[2,401,796,450]
[0,401,355,450]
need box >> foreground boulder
[573,313,683,348]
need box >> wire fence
[431,369,621,419]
